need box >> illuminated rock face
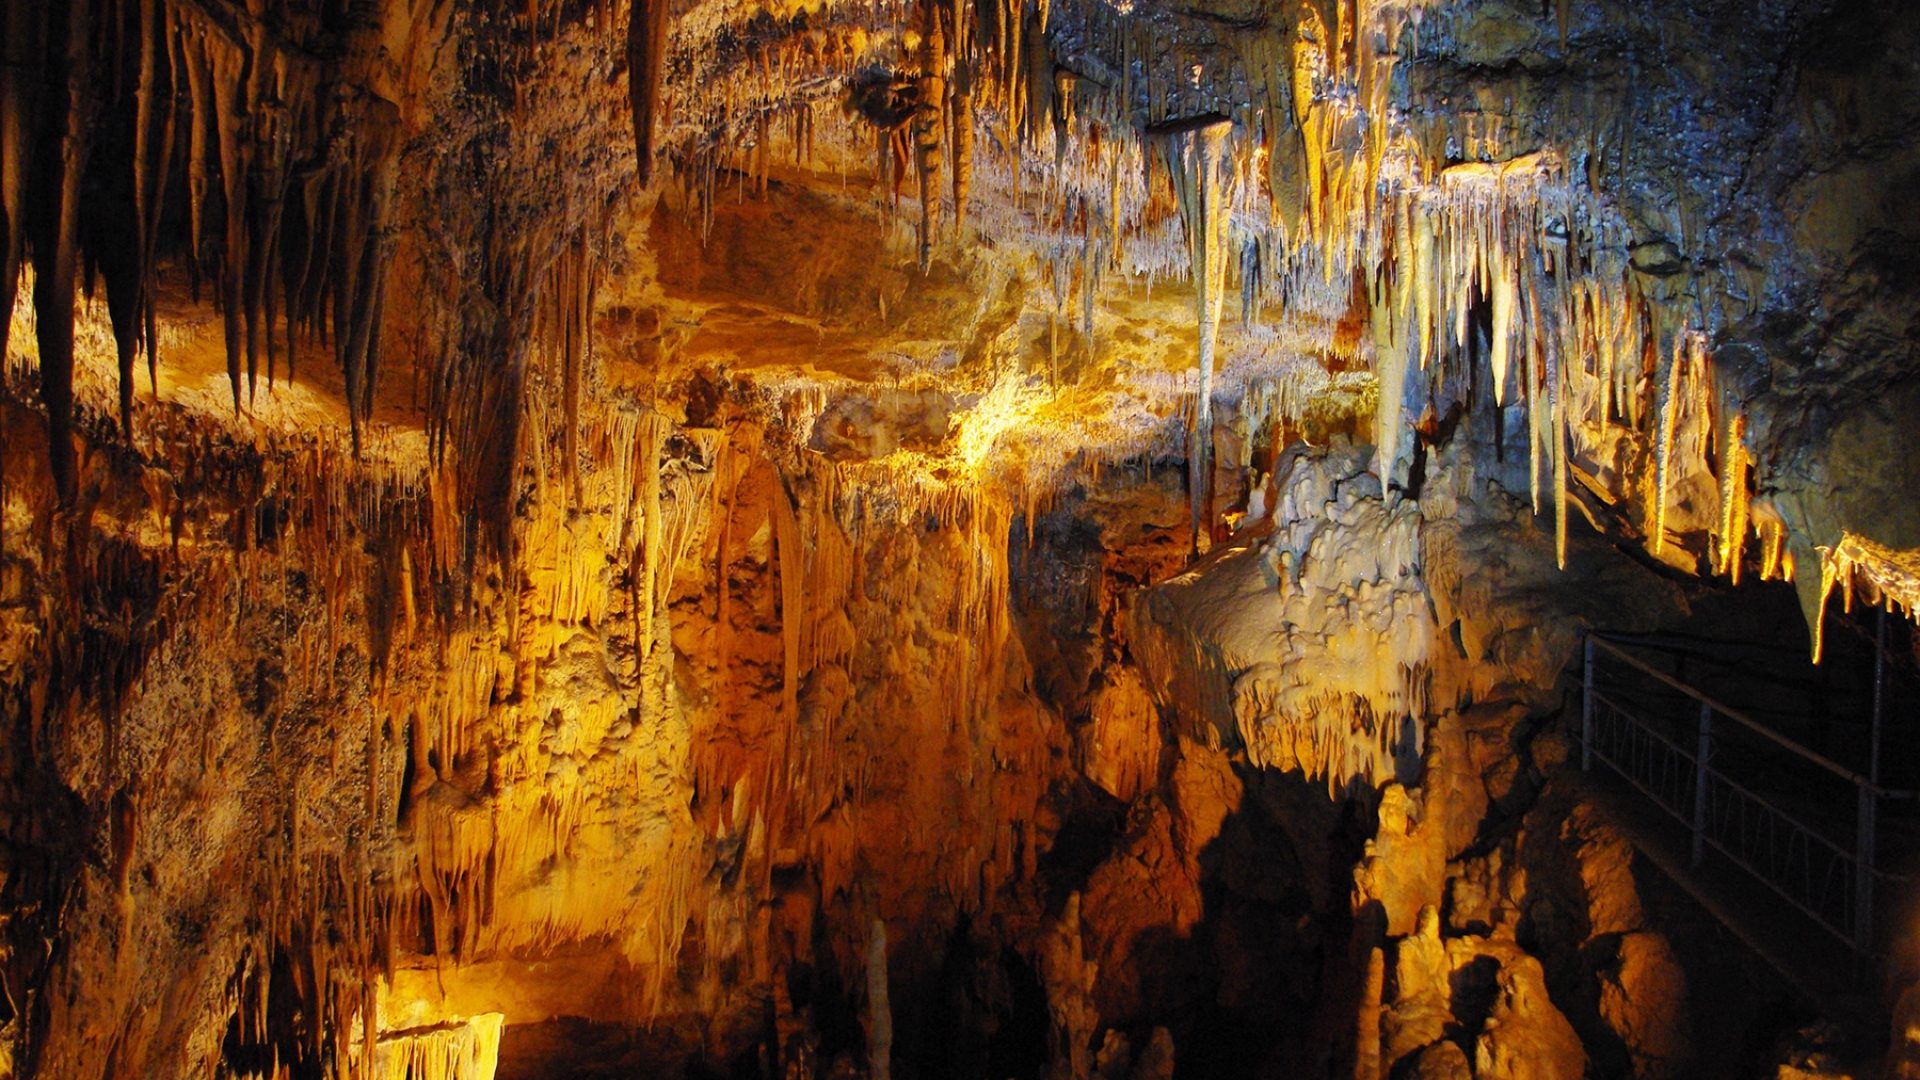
[1133,448,1431,792]
[0,0,1917,1077]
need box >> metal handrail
[1580,632,1899,960]
[1584,682,1859,945]
[1589,636,1914,799]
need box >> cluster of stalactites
[995,0,1799,615]
[637,0,862,209]
[1371,153,1608,566]
[0,0,427,505]
[371,1014,504,1080]
[1814,534,1920,665]
[637,0,982,235]
[222,840,391,1080]
[620,0,1796,603]
[861,0,1787,598]
[364,382,1039,1028]
[1357,152,1779,606]
[950,0,1432,312]
[391,393,730,1009]
[625,0,1445,378]
[701,446,1018,900]
[1239,689,1425,797]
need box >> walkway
[1574,633,1917,1025]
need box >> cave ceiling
[4,0,1916,625]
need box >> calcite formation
[0,0,1916,1077]
[1133,448,1430,791]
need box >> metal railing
[1579,634,1912,959]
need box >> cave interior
[2,0,1920,1077]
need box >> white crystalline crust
[1133,450,1430,792]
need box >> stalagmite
[1355,946,1385,1080]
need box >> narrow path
[1568,768,1876,1024]
[1573,633,1913,1036]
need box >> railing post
[1871,607,1886,786]
[1861,606,1885,971]
[1581,636,1595,772]
[1855,782,1876,959]
[1691,702,1712,868]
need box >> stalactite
[281,170,319,388]
[178,23,210,287]
[246,84,292,406]
[629,0,671,184]
[949,14,973,235]
[1756,504,1789,583]
[1814,549,1839,666]
[1651,334,1698,558]
[1716,409,1750,583]
[340,107,402,453]
[209,33,249,414]
[32,0,92,505]
[1489,256,1515,407]
[773,473,804,742]
[1548,352,1569,569]
[1154,114,1233,556]
[100,185,144,438]
[635,410,666,685]
[547,233,593,506]
[0,0,33,380]
[914,1,947,270]
[1812,533,1920,664]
